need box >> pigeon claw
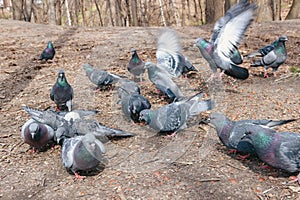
[74,172,86,180]
[288,174,300,185]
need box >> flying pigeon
[127,48,145,82]
[144,61,185,101]
[39,41,55,61]
[21,119,55,152]
[194,0,257,80]
[119,88,151,123]
[209,112,297,155]
[22,106,136,144]
[83,63,122,90]
[156,29,197,78]
[117,79,140,99]
[50,70,73,111]
[139,92,214,134]
[248,35,288,78]
[241,125,300,184]
[62,133,106,179]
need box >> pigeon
[62,133,106,179]
[39,41,55,61]
[248,35,288,78]
[22,106,136,144]
[144,61,185,101]
[50,70,73,112]
[241,125,300,184]
[127,48,145,82]
[117,79,140,99]
[209,112,297,154]
[156,29,197,78]
[119,88,151,123]
[194,0,257,80]
[21,119,55,152]
[139,92,214,134]
[83,63,122,90]
[56,109,100,121]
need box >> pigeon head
[278,35,288,42]
[81,133,106,159]
[242,130,273,149]
[57,70,68,86]
[144,62,156,70]
[47,41,54,49]
[28,123,39,139]
[139,109,153,124]
[209,113,231,134]
[194,38,211,49]
[82,63,93,76]
[131,48,136,53]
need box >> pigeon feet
[28,147,38,154]
[228,149,238,154]
[74,172,86,180]
[263,70,269,78]
[261,164,273,170]
[237,154,251,160]
[288,173,300,184]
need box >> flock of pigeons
[20,0,299,184]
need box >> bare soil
[0,19,299,199]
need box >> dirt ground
[0,19,299,199]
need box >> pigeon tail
[247,52,262,58]
[265,119,298,128]
[189,99,215,117]
[250,59,263,67]
[224,64,249,80]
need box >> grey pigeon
[248,35,288,78]
[56,109,99,121]
[21,119,55,152]
[156,29,197,78]
[144,61,185,101]
[83,63,122,90]
[127,48,145,82]
[209,112,297,154]
[241,125,300,184]
[117,79,140,99]
[194,1,257,80]
[139,92,214,134]
[119,88,151,123]
[62,133,106,179]
[50,70,73,111]
[39,41,55,61]
[22,106,136,144]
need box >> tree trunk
[114,0,122,26]
[131,0,138,26]
[224,0,237,12]
[256,0,274,22]
[11,0,23,20]
[158,0,166,26]
[181,0,186,26]
[106,0,114,26]
[48,0,56,25]
[172,0,180,26]
[65,0,72,26]
[125,0,131,26]
[56,0,62,25]
[286,0,300,19]
[23,0,32,22]
[273,0,281,20]
[94,0,103,26]
[205,0,224,24]
[81,0,85,26]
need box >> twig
[262,186,274,194]
[0,134,12,138]
[226,162,244,170]
[198,178,221,182]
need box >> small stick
[198,178,221,182]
